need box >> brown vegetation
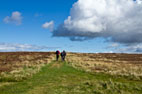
[0,52,54,72]
[0,52,142,81]
[0,52,55,81]
[66,53,142,80]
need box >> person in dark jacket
[61,50,66,61]
[56,50,60,61]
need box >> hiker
[56,50,60,61]
[61,50,66,61]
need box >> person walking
[56,50,60,61]
[61,50,66,61]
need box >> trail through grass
[0,61,142,94]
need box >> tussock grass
[66,53,142,81]
[0,61,142,94]
[0,52,54,82]
[0,52,142,94]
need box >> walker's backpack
[56,50,60,55]
[63,51,66,56]
[61,52,64,56]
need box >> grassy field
[67,53,142,81]
[0,52,54,82]
[0,61,142,94]
[0,52,142,94]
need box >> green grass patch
[0,61,142,94]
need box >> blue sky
[0,0,142,53]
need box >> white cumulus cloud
[0,43,59,52]
[137,0,142,4]
[42,21,54,31]
[3,11,22,25]
[53,0,142,44]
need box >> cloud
[137,0,142,4]
[106,43,142,53]
[0,43,59,52]
[115,44,142,53]
[3,11,22,25]
[108,43,119,48]
[53,0,142,44]
[42,21,54,31]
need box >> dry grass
[0,52,55,82]
[0,52,142,94]
[66,53,142,80]
[1,52,142,81]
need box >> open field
[0,52,54,82]
[0,52,142,94]
[67,53,142,81]
[0,61,142,94]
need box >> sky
[0,0,142,53]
